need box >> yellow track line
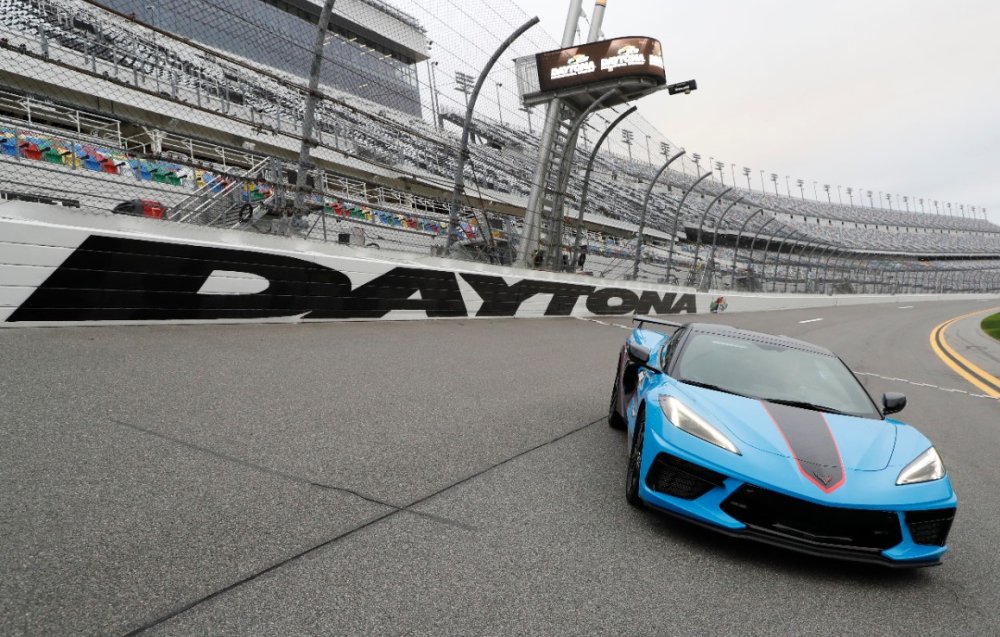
[929,308,1000,398]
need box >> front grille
[645,453,727,500]
[721,485,902,550]
[905,509,956,546]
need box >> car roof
[682,322,836,357]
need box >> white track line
[898,306,914,309]
[855,372,999,401]
[798,318,824,324]
[574,317,998,402]
[575,317,631,330]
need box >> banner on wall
[0,214,698,324]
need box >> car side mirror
[626,341,652,366]
[882,392,906,415]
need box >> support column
[518,0,584,267]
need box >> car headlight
[896,447,946,485]
[658,395,741,455]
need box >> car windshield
[675,332,880,419]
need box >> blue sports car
[609,316,957,567]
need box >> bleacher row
[0,123,506,242]
[1,0,999,261]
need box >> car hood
[673,385,897,472]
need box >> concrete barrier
[1,202,994,327]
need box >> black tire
[625,407,646,508]
[608,377,626,430]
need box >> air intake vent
[645,453,726,500]
[905,509,956,547]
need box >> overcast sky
[512,0,1000,225]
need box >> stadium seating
[1,0,998,286]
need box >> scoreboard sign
[536,36,665,93]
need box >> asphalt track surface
[2,299,999,636]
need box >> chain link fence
[1,0,999,292]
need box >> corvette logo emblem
[812,470,834,486]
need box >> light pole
[823,184,831,202]
[783,236,811,293]
[645,135,652,164]
[704,196,746,291]
[762,226,795,292]
[846,187,853,206]
[571,106,637,268]
[771,173,779,195]
[796,178,805,199]
[632,149,687,279]
[785,175,791,197]
[821,247,840,293]
[743,167,752,191]
[691,153,702,176]
[447,16,540,251]
[748,217,779,274]
[730,163,737,187]
[427,60,442,129]
[777,229,801,292]
[520,105,534,134]
[494,81,504,126]
[659,141,670,160]
[867,190,874,208]
[714,160,726,185]
[837,185,842,204]
[454,70,475,111]
[731,207,766,283]
[691,188,734,284]
[759,169,766,192]
[146,4,157,48]
[903,196,910,212]
[621,129,634,162]
[812,180,818,200]
[810,245,833,293]
[664,171,714,284]
[292,0,337,230]
[544,87,621,270]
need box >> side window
[660,328,686,373]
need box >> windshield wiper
[679,379,754,399]
[762,398,847,415]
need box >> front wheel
[608,377,626,430]
[625,408,646,508]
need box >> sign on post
[534,37,665,93]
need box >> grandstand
[0,0,998,294]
